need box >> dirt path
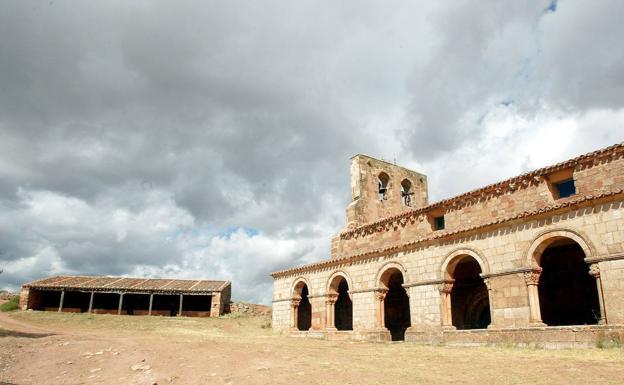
[1,311,624,385]
[0,310,55,335]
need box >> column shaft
[589,264,607,324]
[524,269,544,326]
[438,280,455,329]
[117,293,124,315]
[58,290,65,312]
[375,289,388,329]
[148,293,154,316]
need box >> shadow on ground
[0,328,55,339]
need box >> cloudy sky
[1,0,623,304]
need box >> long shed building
[19,275,231,317]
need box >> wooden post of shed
[88,291,94,313]
[148,293,154,316]
[178,294,184,316]
[58,290,65,312]
[118,293,124,315]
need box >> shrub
[597,338,622,349]
[0,295,19,312]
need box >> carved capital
[291,298,301,308]
[438,280,455,294]
[483,278,492,291]
[523,268,542,286]
[589,263,600,279]
[374,288,388,302]
[326,293,338,305]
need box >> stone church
[271,143,624,345]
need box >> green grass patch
[596,333,624,349]
[0,296,19,312]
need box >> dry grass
[3,311,624,385]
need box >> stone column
[482,277,496,329]
[88,291,95,313]
[148,293,154,316]
[589,263,607,325]
[178,294,184,317]
[325,294,338,330]
[375,288,388,330]
[438,280,455,330]
[58,290,65,312]
[19,288,30,311]
[210,293,223,317]
[117,293,124,315]
[290,297,301,330]
[523,268,545,326]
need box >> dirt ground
[1,307,623,385]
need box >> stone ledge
[285,325,624,349]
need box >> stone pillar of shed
[19,287,30,311]
[210,292,222,317]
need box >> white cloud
[0,188,330,304]
[417,106,624,202]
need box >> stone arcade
[271,143,624,346]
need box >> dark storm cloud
[401,0,624,160]
[0,0,374,226]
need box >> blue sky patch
[545,0,557,13]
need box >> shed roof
[23,275,229,294]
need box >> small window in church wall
[401,179,412,206]
[555,179,576,199]
[378,172,390,200]
[434,215,445,231]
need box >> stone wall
[229,302,271,316]
[274,198,624,333]
[344,154,428,231]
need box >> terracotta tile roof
[131,279,174,290]
[80,277,124,288]
[104,278,147,288]
[161,280,201,291]
[23,275,230,294]
[191,280,230,291]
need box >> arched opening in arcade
[536,238,600,326]
[293,281,312,331]
[328,275,353,330]
[447,255,491,330]
[380,267,411,341]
